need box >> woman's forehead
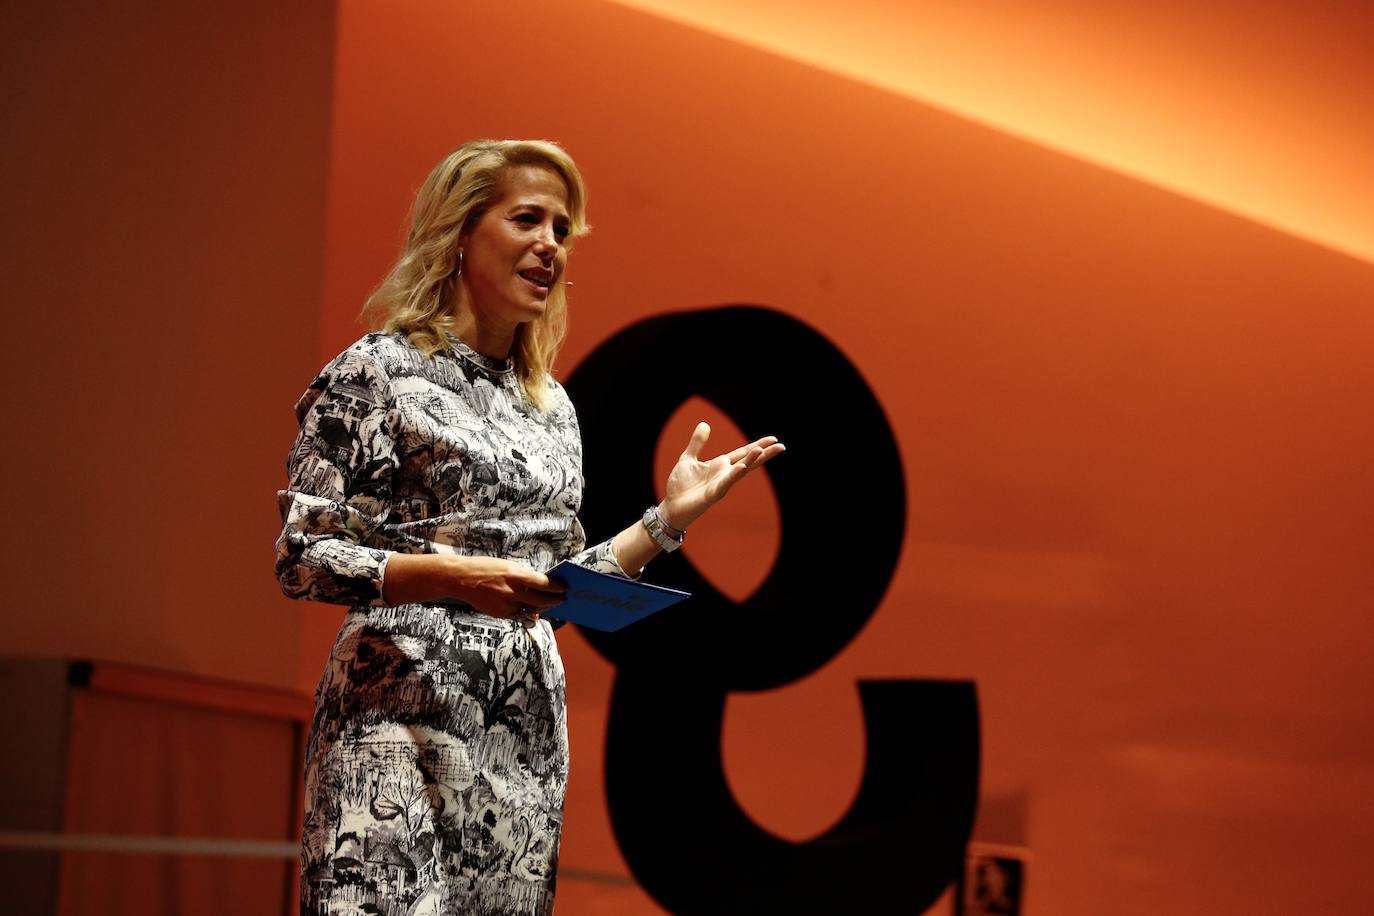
[496,164,570,213]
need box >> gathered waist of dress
[380,515,578,567]
[345,600,543,641]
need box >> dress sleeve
[567,525,640,581]
[275,346,398,605]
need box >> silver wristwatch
[642,506,686,552]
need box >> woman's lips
[519,273,551,297]
[518,269,553,297]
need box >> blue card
[543,560,691,631]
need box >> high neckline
[445,332,515,375]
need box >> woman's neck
[449,310,516,360]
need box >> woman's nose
[532,223,558,253]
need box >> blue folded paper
[543,560,691,631]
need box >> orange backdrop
[306,2,1374,913]
[5,1,1372,914]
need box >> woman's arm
[380,554,565,619]
[387,422,780,619]
[609,422,785,577]
[276,343,563,620]
[276,347,399,605]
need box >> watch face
[643,507,683,551]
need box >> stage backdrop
[302,2,1374,914]
[6,1,1371,914]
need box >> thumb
[681,421,711,460]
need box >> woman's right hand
[380,553,566,622]
[441,555,567,620]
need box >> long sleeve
[275,347,399,605]
[566,528,638,580]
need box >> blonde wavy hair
[363,139,590,410]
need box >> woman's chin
[515,299,549,322]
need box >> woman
[276,139,783,916]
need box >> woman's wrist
[642,505,686,553]
[653,504,687,537]
[657,501,696,532]
[380,553,462,606]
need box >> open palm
[660,422,786,529]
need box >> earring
[456,249,464,277]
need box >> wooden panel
[57,666,303,916]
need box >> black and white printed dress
[276,331,629,916]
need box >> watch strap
[642,505,686,552]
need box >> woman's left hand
[659,422,786,530]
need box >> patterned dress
[276,331,629,916]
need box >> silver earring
[456,249,464,277]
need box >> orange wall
[4,1,1372,913]
[609,0,1374,265]
[320,2,1374,913]
[2,2,336,688]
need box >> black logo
[568,306,979,914]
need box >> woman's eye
[512,213,569,242]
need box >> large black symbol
[567,307,979,914]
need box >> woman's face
[458,164,571,336]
